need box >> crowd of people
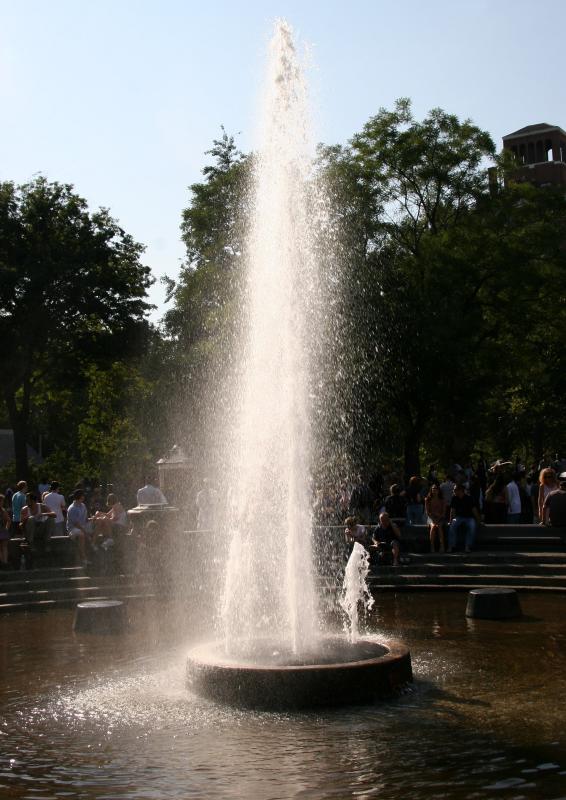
[314,455,566,557]
[0,477,137,569]
[1,456,565,569]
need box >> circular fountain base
[186,637,412,709]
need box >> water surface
[1,593,565,799]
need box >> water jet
[187,19,412,708]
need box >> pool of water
[1,593,565,799]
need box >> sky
[1,0,564,321]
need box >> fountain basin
[186,636,412,709]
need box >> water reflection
[0,593,565,799]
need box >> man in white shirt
[43,481,67,535]
[505,474,522,524]
[137,477,167,506]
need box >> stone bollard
[73,600,127,634]
[466,588,522,620]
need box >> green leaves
[0,176,153,477]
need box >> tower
[502,123,566,186]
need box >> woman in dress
[425,484,447,553]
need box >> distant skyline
[1,0,563,320]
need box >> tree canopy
[168,105,566,480]
[0,176,153,478]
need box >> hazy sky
[1,0,563,320]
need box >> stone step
[407,551,566,564]
[0,581,145,607]
[0,566,87,584]
[0,573,134,594]
[376,562,566,576]
[0,591,156,613]
[372,583,566,593]
[368,572,566,588]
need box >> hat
[559,472,566,481]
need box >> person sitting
[425,484,446,553]
[66,490,94,565]
[448,485,481,553]
[20,492,56,550]
[344,516,371,551]
[543,472,566,528]
[371,512,401,566]
[137,476,167,506]
[91,493,129,550]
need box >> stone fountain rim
[187,636,409,673]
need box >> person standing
[37,477,50,499]
[543,472,566,528]
[425,484,447,553]
[11,481,28,537]
[384,484,406,521]
[484,475,507,524]
[538,468,559,523]
[439,475,455,519]
[43,482,67,536]
[505,474,522,524]
[448,485,481,553]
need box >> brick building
[502,123,566,186]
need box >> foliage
[162,130,251,472]
[78,362,154,487]
[142,107,566,481]
[0,176,153,478]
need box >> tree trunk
[4,390,30,481]
[532,419,545,463]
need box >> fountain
[186,19,412,708]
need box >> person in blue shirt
[11,481,28,536]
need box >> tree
[0,176,153,477]
[319,100,497,476]
[78,362,153,486]
[163,130,250,470]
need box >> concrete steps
[366,550,566,592]
[0,565,152,612]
